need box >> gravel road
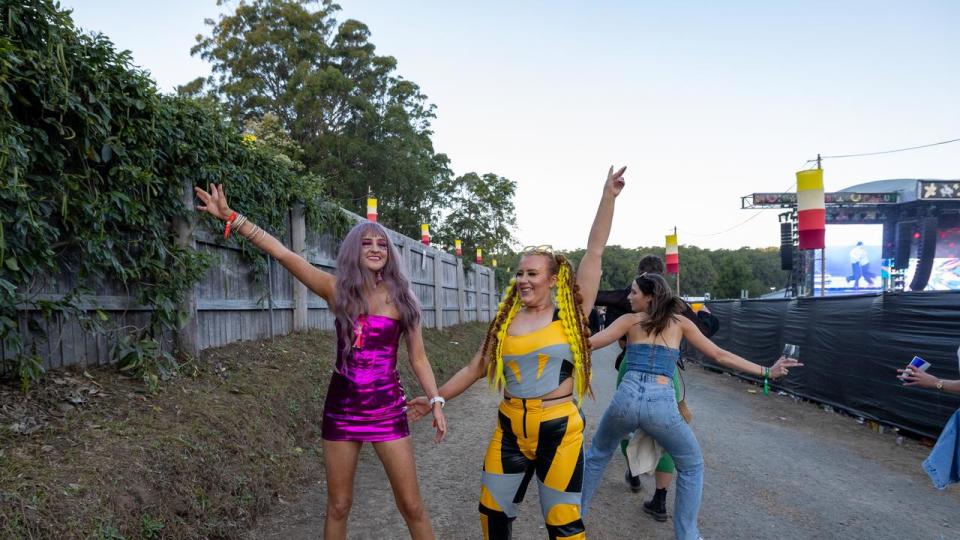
[250,344,960,539]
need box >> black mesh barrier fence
[692,291,960,438]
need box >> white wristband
[428,396,446,408]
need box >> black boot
[624,469,643,493]
[643,488,668,522]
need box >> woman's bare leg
[323,439,362,540]
[372,437,434,540]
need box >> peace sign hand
[605,166,627,198]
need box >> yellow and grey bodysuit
[479,311,586,540]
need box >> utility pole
[675,226,680,297]
[818,154,826,297]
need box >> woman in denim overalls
[580,273,801,540]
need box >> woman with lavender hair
[195,184,447,540]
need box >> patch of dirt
[0,323,488,539]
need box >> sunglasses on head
[521,244,554,255]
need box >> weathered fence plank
[13,206,500,370]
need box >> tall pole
[675,226,681,297]
[817,154,826,297]
[267,254,275,342]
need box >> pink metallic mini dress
[321,314,410,442]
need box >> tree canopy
[433,172,518,257]
[188,0,471,241]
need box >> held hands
[194,183,234,221]
[407,396,431,421]
[898,367,939,389]
[604,166,627,198]
[406,396,447,443]
[769,355,803,379]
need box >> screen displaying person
[848,241,876,289]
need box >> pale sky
[63,0,960,250]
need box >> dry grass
[0,322,488,539]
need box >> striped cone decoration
[666,233,679,274]
[421,223,430,246]
[796,169,826,250]
[366,198,378,223]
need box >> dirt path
[249,345,960,539]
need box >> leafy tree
[243,113,305,170]
[713,254,758,299]
[739,246,788,297]
[563,245,650,290]
[434,172,518,257]
[675,245,718,297]
[190,0,452,238]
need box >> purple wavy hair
[334,221,421,354]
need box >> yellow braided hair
[555,256,593,400]
[482,278,522,390]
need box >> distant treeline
[496,245,787,299]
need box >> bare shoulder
[677,314,694,327]
[613,312,645,326]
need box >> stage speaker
[909,216,938,291]
[882,221,896,259]
[780,222,793,270]
[893,221,914,270]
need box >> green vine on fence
[0,1,343,390]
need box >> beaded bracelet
[242,223,259,241]
[233,214,248,233]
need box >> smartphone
[899,356,931,380]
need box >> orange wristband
[224,211,238,239]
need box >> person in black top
[593,255,718,363]
[591,254,720,522]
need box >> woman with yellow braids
[408,166,626,539]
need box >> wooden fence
[6,191,499,370]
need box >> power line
[678,177,798,238]
[678,209,767,238]
[679,137,960,238]
[809,136,960,161]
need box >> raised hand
[194,183,234,221]
[770,355,803,379]
[605,165,627,198]
[406,396,431,422]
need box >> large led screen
[813,224,884,295]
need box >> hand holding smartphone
[899,356,931,381]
